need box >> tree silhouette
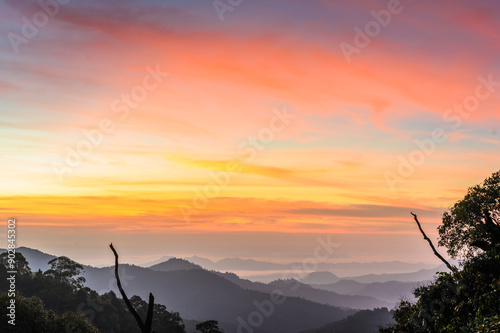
[44,256,86,290]
[381,171,500,332]
[196,320,223,333]
[438,170,500,258]
[0,252,31,276]
[0,293,99,332]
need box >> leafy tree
[44,256,86,290]
[382,171,500,332]
[0,252,33,292]
[0,292,99,333]
[0,251,189,333]
[130,295,186,333]
[438,170,500,259]
[303,308,394,333]
[153,303,186,333]
[0,252,32,276]
[196,320,223,333]
[380,253,500,333]
[0,256,188,333]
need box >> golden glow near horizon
[1,0,499,263]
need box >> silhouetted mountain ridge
[6,247,449,332]
[214,273,393,309]
[301,271,341,284]
[163,255,436,276]
[309,280,426,303]
[6,248,358,332]
[82,264,355,332]
[0,246,56,272]
[149,258,202,272]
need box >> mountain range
[168,256,437,277]
[2,247,450,332]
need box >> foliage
[196,320,224,333]
[382,170,500,332]
[303,307,394,333]
[44,256,86,290]
[0,292,99,333]
[0,254,187,333]
[0,252,32,276]
[380,253,500,333]
[438,170,500,259]
[130,295,186,333]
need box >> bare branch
[410,213,456,273]
[110,243,146,331]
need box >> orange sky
[1,0,500,265]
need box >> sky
[1,0,500,267]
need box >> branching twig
[110,243,154,333]
[410,213,456,273]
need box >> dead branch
[110,243,154,333]
[410,213,456,273]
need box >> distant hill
[166,256,435,276]
[149,258,202,272]
[3,247,357,333]
[221,264,444,284]
[307,261,435,277]
[0,247,56,272]
[215,272,393,310]
[217,270,418,306]
[215,271,271,292]
[301,307,394,333]
[181,256,287,271]
[215,257,285,271]
[301,271,341,284]
[2,247,439,332]
[309,280,425,303]
[184,255,216,269]
[340,265,449,283]
[311,279,366,295]
[82,265,355,332]
[140,255,174,267]
[268,279,393,310]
